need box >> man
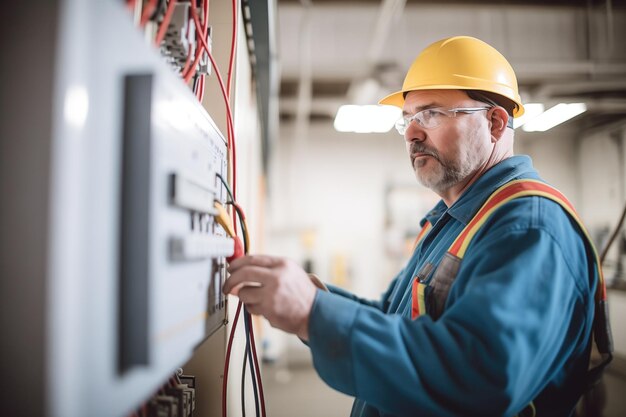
[224,36,605,416]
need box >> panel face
[42,1,231,416]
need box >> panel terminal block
[169,234,235,261]
[170,172,218,215]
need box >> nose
[404,120,426,144]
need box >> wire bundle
[129,1,265,416]
[185,2,265,416]
[216,173,265,417]
[150,0,209,102]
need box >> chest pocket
[427,253,461,320]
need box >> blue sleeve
[307,199,595,416]
[326,276,401,313]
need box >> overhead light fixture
[513,103,544,129]
[334,105,401,133]
[522,103,587,132]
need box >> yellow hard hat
[379,36,525,117]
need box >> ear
[489,107,509,142]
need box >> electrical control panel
[34,1,231,416]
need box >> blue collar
[420,155,540,227]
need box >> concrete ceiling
[275,0,626,134]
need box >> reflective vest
[410,179,613,416]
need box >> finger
[242,303,262,316]
[236,286,265,305]
[222,265,275,294]
[308,273,329,291]
[229,281,263,297]
[228,254,284,273]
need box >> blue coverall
[307,156,597,417]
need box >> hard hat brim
[378,90,405,108]
[379,86,525,118]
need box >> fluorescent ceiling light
[522,103,587,132]
[334,105,401,133]
[513,103,544,129]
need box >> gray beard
[414,158,465,193]
[411,143,464,192]
[412,150,482,195]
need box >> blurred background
[262,1,626,416]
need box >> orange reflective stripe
[450,180,575,257]
[410,222,432,319]
[411,221,432,252]
[411,278,419,319]
[411,278,427,320]
[448,179,606,302]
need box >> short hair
[466,90,516,128]
[466,90,516,117]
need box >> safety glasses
[395,106,491,135]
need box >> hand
[223,255,317,341]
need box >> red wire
[198,75,206,102]
[227,0,237,98]
[185,8,239,417]
[155,0,178,46]
[183,45,204,83]
[186,2,264,416]
[140,0,158,26]
[200,31,240,417]
[126,0,137,12]
[226,0,238,233]
[204,0,210,41]
[183,0,210,83]
[188,2,236,202]
[194,77,201,100]
[233,202,246,221]
[248,313,267,417]
[202,75,206,101]
[222,300,243,417]
[205,48,237,215]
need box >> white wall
[579,129,625,236]
[579,125,626,358]
[515,127,580,206]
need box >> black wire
[244,310,261,417]
[600,201,626,265]
[157,0,168,19]
[215,172,248,252]
[192,74,200,94]
[216,172,259,416]
[241,333,247,417]
[216,172,235,204]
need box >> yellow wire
[214,201,236,238]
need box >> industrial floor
[264,359,353,417]
[263,354,626,417]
